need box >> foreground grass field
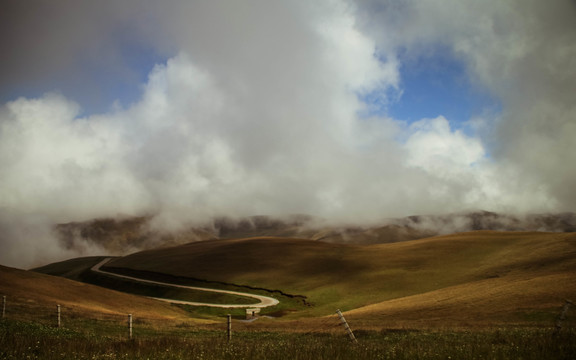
[1,319,575,360]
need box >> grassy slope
[344,231,576,328]
[0,264,194,320]
[103,231,576,324]
[32,256,107,281]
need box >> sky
[1,0,576,267]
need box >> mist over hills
[54,211,576,257]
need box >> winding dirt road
[91,258,279,309]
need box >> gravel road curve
[91,258,279,308]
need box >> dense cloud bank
[1,0,575,267]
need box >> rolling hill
[93,231,576,326]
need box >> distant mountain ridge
[54,211,576,256]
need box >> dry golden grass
[338,231,576,329]
[11,230,576,331]
[104,231,576,326]
[344,272,575,329]
[0,264,199,321]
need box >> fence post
[128,314,133,339]
[554,299,573,335]
[227,314,232,342]
[336,309,357,343]
[2,296,5,319]
[57,305,61,328]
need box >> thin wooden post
[2,296,5,319]
[554,299,573,335]
[336,309,357,343]
[128,314,133,339]
[57,305,61,328]
[227,314,232,342]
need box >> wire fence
[0,294,237,339]
[0,294,355,342]
[2,294,572,341]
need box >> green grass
[2,318,575,360]
[79,270,309,320]
[170,288,308,320]
[34,257,307,311]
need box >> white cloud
[405,117,484,177]
[1,0,573,267]
[357,0,576,212]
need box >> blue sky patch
[1,41,167,117]
[362,47,501,134]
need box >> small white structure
[246,308,260,319]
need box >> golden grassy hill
[0,263,194,321]
[344,272,575,329]
[104,231,576,326]
[341,231,576,328]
